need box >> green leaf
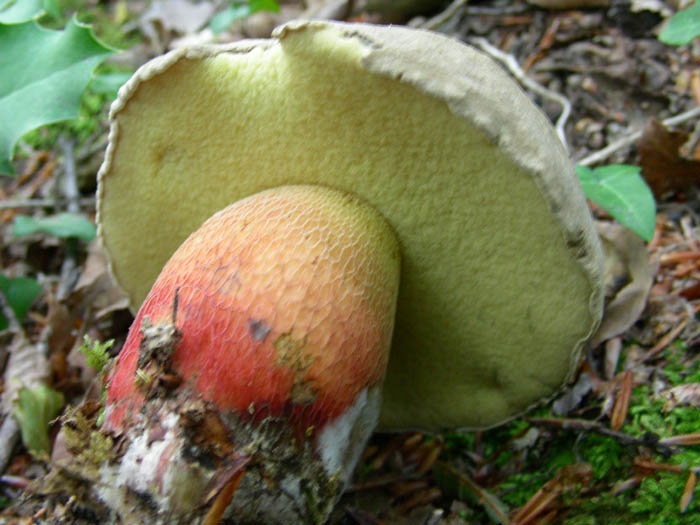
[209,5,251,33]
[249,0,280,12]
[0,0,43,23]
[12,212,96,240]
[12,384,64,454]
[576,164,656,241]
[41,0,60,21]
[0,274,41,330]
[89,71,131,96]
[0,18,114,174]
[209,0,279,33]
[659,1,700,46]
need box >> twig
[58,136,80,215]
[0,474,30,489]
[435,460,510,524]
[420,0,470,31]
[681,118,700,158]
[463,4,531,15]
[527,417,675,457]
[56,136,82,302]
[0,197,96,211]
[468,36,572,152]
[641,316,690,362]
[577,106,700,167]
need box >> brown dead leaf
[604,337,622,380]
[681,471,696,513]
[552,371,593,416]
[592,222,655,347]
[660,383,700,411]
[201,454,250,525]
[639,119,700,198]
[660,433,700,446]
[511,464,593,524]
[691,70,700,109]
[610,370,633,431]
[70,240,129,319]
[140,0,214,36]
[395,487,442,515]
[436,461,510,524]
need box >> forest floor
[2,1,700,524]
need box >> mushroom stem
[100,185,400,524]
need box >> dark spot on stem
[248,319,271,341]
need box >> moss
[563,491,637,524]
[498,471,548,508]
[625,384,700,439]
[581,434,625,480]
[630,472,700,522]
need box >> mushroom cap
[97,20,603,431]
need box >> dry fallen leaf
[553,371,593,416]
[660,383,700,411]
[138,0,215,53]
[680,471,696,513]
[512,463,593,524]
[592,222,655,347]
[140,0,215,35]
[70,240,129,319]
[610,370,633,431]
[638,119,700,198]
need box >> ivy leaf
[659,1,700,46]
[0,18,114,174]
[576,164,656,242]
[12,212,96,240]
[89,71,131,96]
[12,384,64,455]
[0,274,41,330]
[0,0,43,23]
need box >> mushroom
[99,185,399,523]
[97,20,603,523]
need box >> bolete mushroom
[97,20,603,523]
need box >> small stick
[0,197,96,211]
[420,0,470,31]
[641,316,689,362]
[527,417,675,456]
[468,37,572,151]
[463,4,531,15]
[660,251,700,265]
[577,106,700,167]
[56,136,82,302]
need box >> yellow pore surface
[100,27,595,430]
